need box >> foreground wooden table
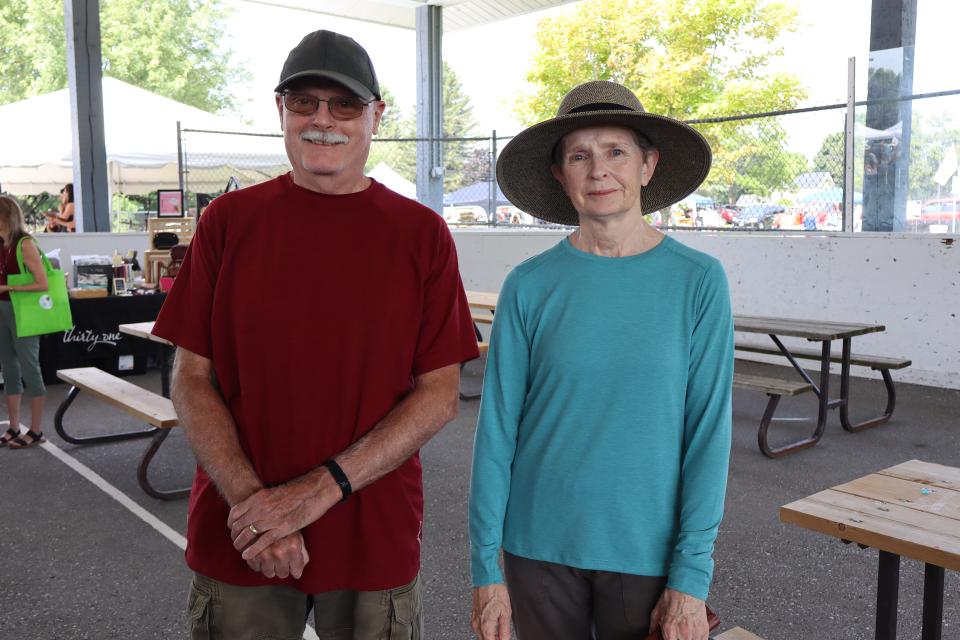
[781,460,960,640]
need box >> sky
[224,0,960,158]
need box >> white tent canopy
[368,162,416,199]
[0,77,288,196]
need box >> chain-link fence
[170,88,959,234]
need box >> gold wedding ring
[248,524,260,536]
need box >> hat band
[566,102,639,114]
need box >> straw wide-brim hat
[496,80,712,226]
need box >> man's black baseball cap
[275,30,381,101]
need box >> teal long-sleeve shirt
[468,236,733,601]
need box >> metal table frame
[735,316,888,456]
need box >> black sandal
[9,430,45,449]
[0,427,21,447]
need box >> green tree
[516,0,807,201]
[0,0,246,112]
[909,111,960,201]
[367,63,478,191]
[697,119,807,204]
[812,131,844,188]
[368,86,418,181]
[459,147,494,187]
[442,60,478,191]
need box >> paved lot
[1,359,958,639]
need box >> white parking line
[38,438,321,640]
[39,440,188,549]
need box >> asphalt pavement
[1,358,958,639]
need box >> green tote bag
[7,237,74,338]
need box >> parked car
[443,205,488,225]
[918,198,960,229]
[734,204,784,229]
[696,206,726,227]
[495,205,535,225]
[719,205,738,224]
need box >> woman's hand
[471,583,512,640]
[0,285,9,294]
[649,588,709,640]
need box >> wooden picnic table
[467,291,905,456]
[733,315,910,456]
[118,321,172,398]
[734,315,893,456]
[53,321,185,499]
[781,460,960,640]
[466,290,498,311]
[734,315,883,341]
[117,321,168,345]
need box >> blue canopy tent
[798,187,863,204]
[684,192,714,206]
[443,180,511,209]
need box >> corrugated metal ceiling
[241,0,579,31]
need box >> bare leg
[6,394,22,432]
[29,396,44,434]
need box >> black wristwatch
[322,459,352,502]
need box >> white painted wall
[36,230,957,389]
[452,229,960,390]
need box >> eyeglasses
[279,91,373,120]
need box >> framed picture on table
[113,278,127,295]
[157,189,184,218]
[196,193,214,218]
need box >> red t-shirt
[152,174,479,592]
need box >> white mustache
[301,131,349,145]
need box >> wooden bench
[715,628,765,640]
[736,341,910,434]
[472,312,494,325]
[460,342,488,400]
[55,367,188,500]
[736,341,911,371]
[732,370,816,458]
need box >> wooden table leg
[876,550,900,640]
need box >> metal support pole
[489,129,497,226]
[844,57,856,232]
[64,0,110,232]
[863,0,917,231]
[415,5,443,214]
[176,121,185,193]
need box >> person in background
[151,29,478,640]
[45,183,76,233]
[0,196,48,448]
[469,80,733,640]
